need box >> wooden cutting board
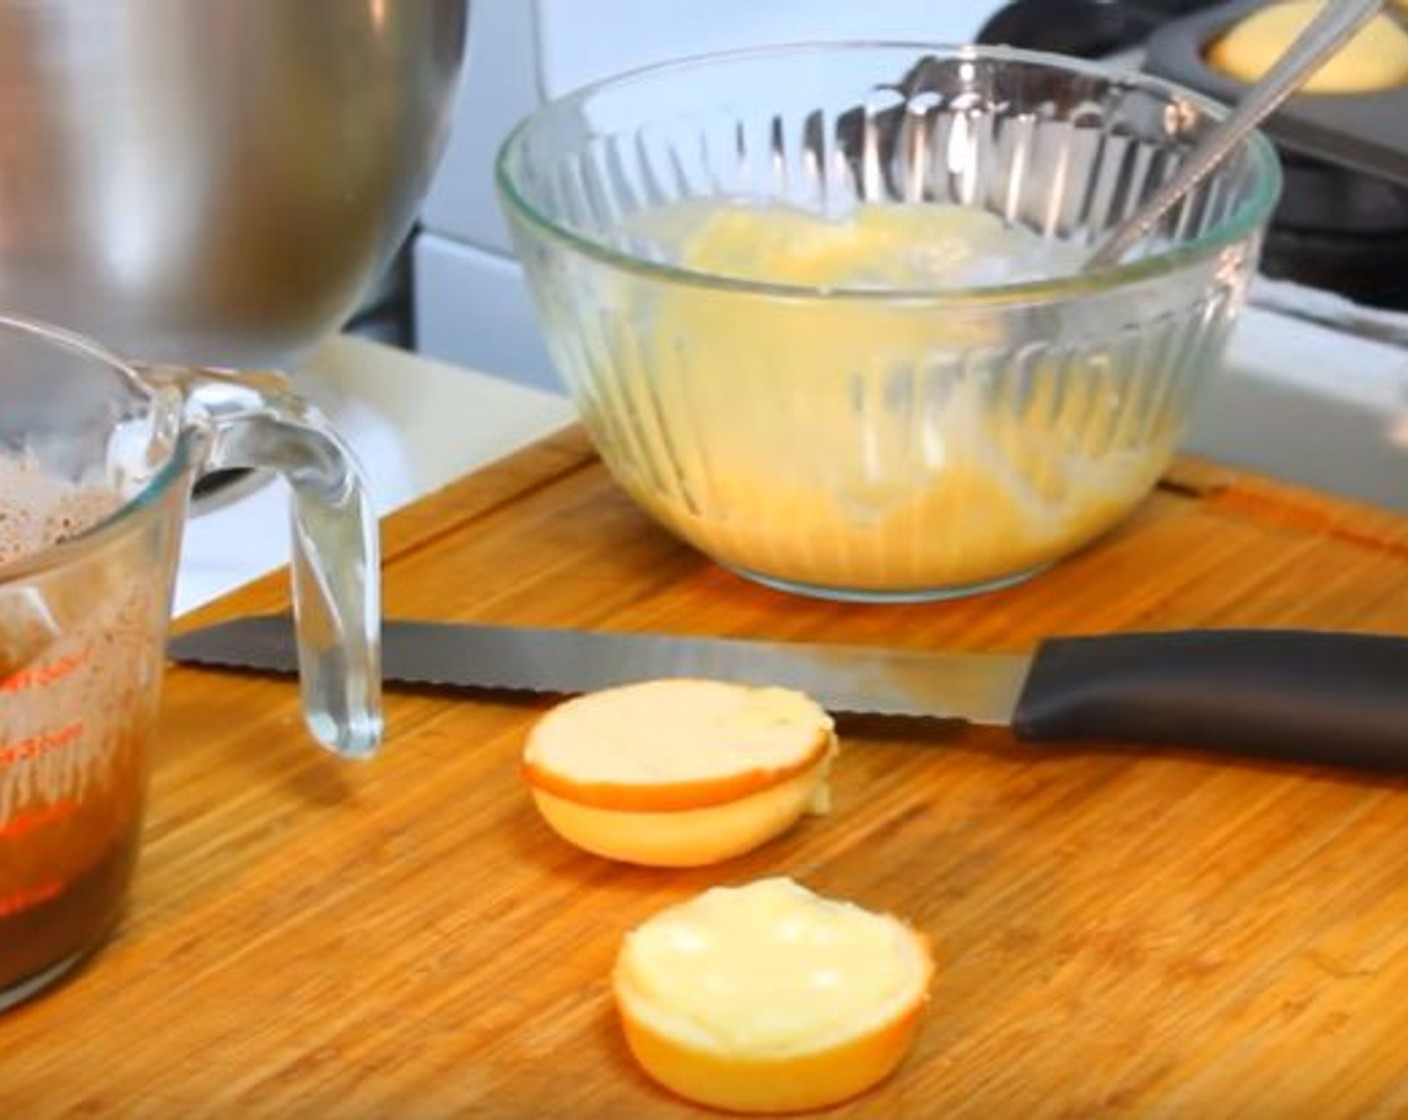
[5,426,1408,1118]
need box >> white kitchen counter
[175,334,576,616]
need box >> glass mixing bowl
[497,44,1281,602]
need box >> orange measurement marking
[0,646,92,693]
[0,721,85,765]
[0,798,79,840]
[0,879,63,919]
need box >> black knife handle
[1012,630,1408,771]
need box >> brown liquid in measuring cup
[0,464,155,1003]
[0,813,141,993]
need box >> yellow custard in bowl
[498,44,1279,601]
[587,199,1178,597]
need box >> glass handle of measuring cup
[156,365,383,759]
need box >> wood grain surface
[5,426,1408,1118]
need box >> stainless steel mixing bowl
[0,0,467,368]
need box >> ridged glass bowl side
[498,45,1280,601]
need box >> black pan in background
[1144,0,1408,190]
[977,0,1223,60]
[978,0,1408,309]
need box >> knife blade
[168,615,1408,772]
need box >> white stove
[1189,289,1408,516]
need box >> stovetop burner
[1254,145,1408,311]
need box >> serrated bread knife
[167,615,1408,772]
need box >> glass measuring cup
[0,313,380,1009]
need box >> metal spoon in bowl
[1085,0,1386,271]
